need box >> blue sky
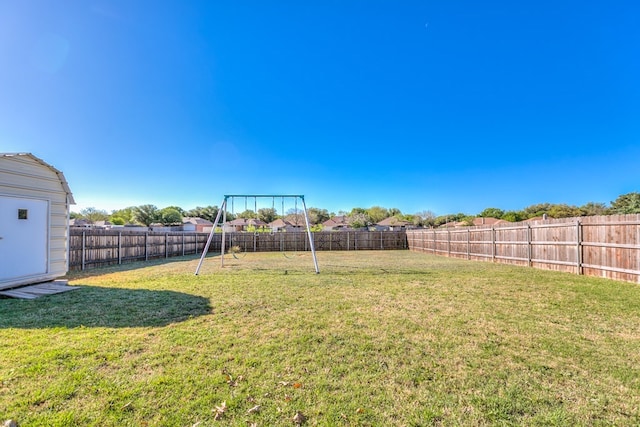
[2,1,639,216]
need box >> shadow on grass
[0,286,211,329]
[66,252,219,279]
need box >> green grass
[1,251,639,426]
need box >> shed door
[0,196,49,281]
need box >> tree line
[71,192,640,229]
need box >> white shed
[0,153,75,290]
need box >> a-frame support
[194,195,320,275]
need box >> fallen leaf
[213,401,227,420]
[278,381,290,386]
[293,382,302,389]
[247,405,261,414]
[356,408,364,414]
[292,411,307,424]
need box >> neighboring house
[269,218,303,232]
[322,215,351,231]
[183,217,214,233]
[442,217,508,228]
[375,216,411,231]
[69,219,113,229]
[70,218,91,228]
[440,221,459,228]
[524,215,548,223]
[225,218,268,232]
[471,217,506,227]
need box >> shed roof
[1,152,75,204]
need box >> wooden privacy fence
[407,214,640,283]
[68,229,408,271]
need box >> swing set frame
[194,194,320,275]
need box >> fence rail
[68,229,408,271]
[69,215,640,283]
[407,214,640,283]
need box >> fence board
[407,214,640,283]
[70,217,640,283]
[69,230,408,271]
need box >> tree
[459,215,475,226]
[185,206,220,222]
[258,207,278,223]
[367,206,389,224]
[132,204,159,227]
[502,210,526,222]
[163,205,185,215]
[610,192,640,214]
[547,204,582,218]
[347,212,369,229]
[237,209,257,219]
[414,210,436,228]
[80,207,109,224]
[110,207,135,224]
[159,207,183,225]
[285,212,305,226]
[580,202,609,216]
[434,213,467,227]
[110,217,126,225]
[309,223,324,232]
[478,207,504,218]
[388,208,402,217]
[523,203,552,219]
[306,207,331,225]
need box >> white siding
[0,154,73,289]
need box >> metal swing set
[194,194,320,275]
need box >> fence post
[492,227,496,262]
[118,232,122,265]
[354,232,357,250]
[467,229,470,259]
[447,229,451,257]
[81,231,86,271]
[145,232,149,261]
[381,231,384,250]
[527,224,532,267]
[347,232,350,250]
[165,233,169,258]
[433,230,437,253]
[577,220,583,275]
[182,233,185,256]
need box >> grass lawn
[1,251,639,426]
